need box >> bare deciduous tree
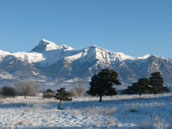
[74,78,86,97]
[16,79,39,99]
[69,78,86,97]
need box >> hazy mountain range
[0,39,172,89]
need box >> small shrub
[2,86,16,98]
[106,117,118,126]
[107,120,115,125]
[42,92,56,99]
[130,108,138,113]
[68,90,78,97]
[18,121,23,125]
[69,78,86,97]
[46,89,54,93]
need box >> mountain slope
[0,39,172,88]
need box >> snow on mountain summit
[0,39,153,67]
[137,54,151,60]
[1,39,172,86]
[32,39,74,52]
[0,49,11,55]
[85,45,135,61]
[65,45,152,65]
[0,50,11,62]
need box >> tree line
[122,72,170,96]
[0,79,39,98]
[87,69,170,102]
[0,69,170,108]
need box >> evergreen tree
[123,72,170,95]
[137,78,151,96]
[55,88,72,109]
[122,78,151,95]
[87,69,121,102]
[149,72,169,95]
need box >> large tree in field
[87,69,121,102]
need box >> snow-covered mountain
[0,39,172,88]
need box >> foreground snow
[0,93,172,129]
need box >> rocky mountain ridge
[0,39,172,88]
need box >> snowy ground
[0,93,172,129]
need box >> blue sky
[0,0,171,57]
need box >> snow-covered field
[0,93,172,129]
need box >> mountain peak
[88,45,107,51]
[85,45,152,61]
[41,38,52,43]
[85,45,135,61]
[32,39,74,53]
